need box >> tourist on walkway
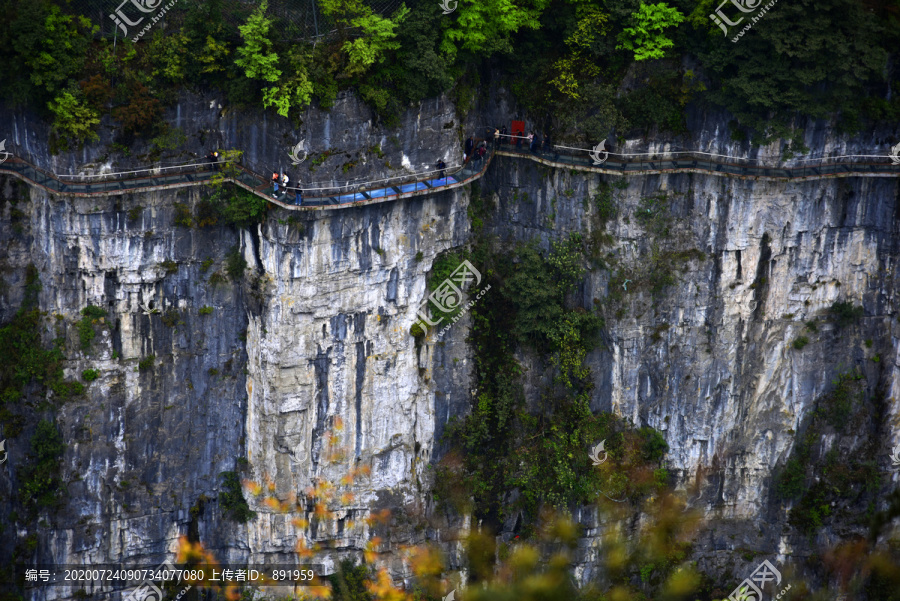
[493,128,500,148]
[272,171,279,195]
[475,143,486,165]
[500,125,508,145]
[531,131,541,153]
[436,159,446,180]
[282,173,290,197]
[515,131,523,149]
[527,131,535,152]
[295,182,303,206]
[465,135,474,161]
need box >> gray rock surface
[1,90,900,600]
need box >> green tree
[549,8,608,99]
[617,2,685,61]
[263,47,315,117]
[320,0,410,77]
[0,1,95,106]
[694,0,890,135]
[234,0,280,83]
[234,0,283,113]
[345,6,410,76]
[441,0,551,58]
[234,0,315,117]
[48,91,101,150]
[28,6,96,94]
[149,29,189,84]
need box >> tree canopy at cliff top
[0,0,896,149]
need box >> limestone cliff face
[476,157,900,565]
[1,90,900,600]
[0,91,460,186]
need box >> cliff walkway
[1,141,897,212]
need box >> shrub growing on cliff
[638,426,668,462]
[225,247,247,281]
[205,151,269,228]
[830,301,864,327]
[328,559,373,601]
[219,471,256,523]
[0,267,85,425]
[78,305,106,351]
[793,336,809,350]
[173,203,193,228]
[409,322,425,339]
[138,355,155,371]
[211,186,268,229]
[20,419,66,510]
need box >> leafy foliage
[830,301,865,328]
[206,151,269,227]
[694,0,891,136]
[0,267,84,422]
[173,203,193,228]
[234,0,280,84]
[78,305,105,351]
[48,91,100,150]
[442,0,550,58]
[219,471,257,523]
[328,560,373,601]
[2,2,96,106]
[437,234,666,527]
[616,2,685,61]
[0,0,894,149]
[138,355,156,371]
[20,420,66,510]
[110,82,163,139]
[225,247,248,281]
[320,0,410,76]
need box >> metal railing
[283,162,464,195]
[56,158,214,181]
[493,134,897,167]
[1,136,897,208]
